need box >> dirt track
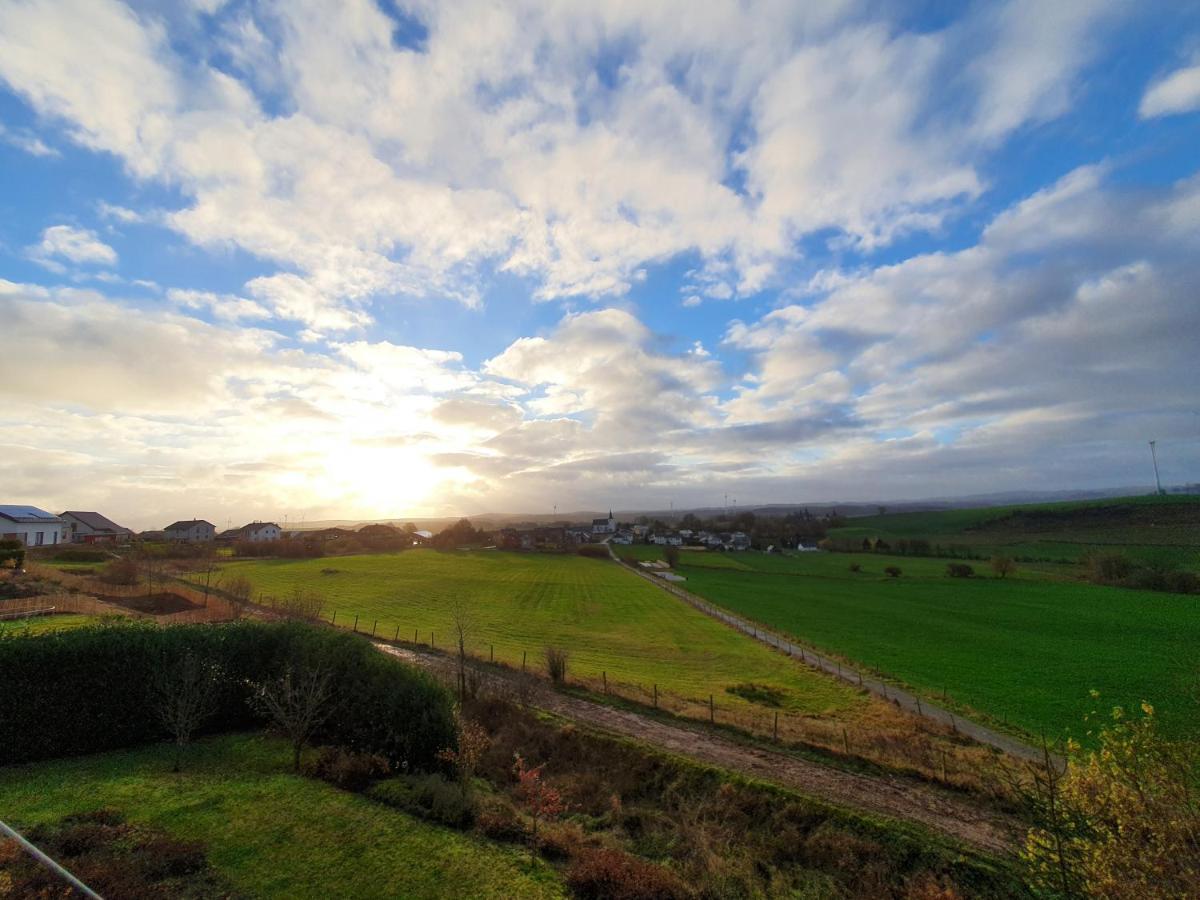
[376,642,1023,856]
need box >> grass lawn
[213,550,865,720]
[0,733,564,899]
[676,551,1200,742]
[0,613,111,636]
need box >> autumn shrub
[567,847,692,900]
[545,646,568,683]
[102,555,140,585]
[1086,551,1135,583]
[884,566,902,578]
[576,543,610,559]
[370,772,477,828]
[945,563,974,578]
[306,745,390,791]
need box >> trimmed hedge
[0,621,455,768]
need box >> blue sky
[1,0,1198,528]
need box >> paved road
[377,642,1021,854]
[610,546,1046,763]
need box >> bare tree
[991,556,1017,579]
[250,663,336,771]
[152,651,223,772]
[194,552,222,607]
[448,597,476,702]
[139,548,166,596]
[279,586,326,621]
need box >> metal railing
[0,818,103,898]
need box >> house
[236,522,282,542]
[60,511,131,544]
[591,510,616,535]
[0,505,65,547]
[611,531,633,545]
[728,531,751,551]
[164,520,216,542]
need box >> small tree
[448,597,476,702]
[152,651,223,772]
[437,715,490,793]
[664,546,680,568]
[884,566,902,578]
[946,563,975,578]
[194,552,221,606]
[545,646,568,684]
[513,753,564,860]
[250,662,336,771]
[138,548,166,595]
[990,556,1016,579]
[225,574,253,619]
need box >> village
[1,504,769,555]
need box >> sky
[1,0,1199,530]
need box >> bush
[306,745,390,791]
[566,847,691,900]
[53,549,111,563]
[884,566,902,578]
[102,556,140,585]
[369,773,477,828]
[0,621,456,768]
[545,646,568,683]
[946,563,975,578]
[849,563,861,573]
[577,543,609,559]
[1087,552,1134,583]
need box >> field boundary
[609,545,1044,762]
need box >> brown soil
[377,643,1023,855]
[96,592,198,615]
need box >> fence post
[653,684,658,708]
[414,628,418,644]
[603,670,607,693]
[394,624,399,641]
[353,614,359,632]
[331,610,337,626]
[522,650,526,672]
[430,631,434,649]
[371,619,377,637]
[773,711,778,742]
[916,695,922,715]
[842,727,849,755]
[709,694,714,723]
[490,644,494,663]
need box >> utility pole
[1149,441,1164,495]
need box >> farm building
[164,519,216,542]
[0,505,65,547]
[60,510,131,544]
[236,522,282,542]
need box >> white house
[0,505,66,547]
[591,510,616,535]
[164,519,216,542]
[237,522,282,542]
[60,510,131,544]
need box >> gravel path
[377,642,1023,855]
[612,546,1045,763]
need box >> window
[35,531,44,546]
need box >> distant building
[236,522,282,542]
[164,520,216,542]
[60,510,131,544]
[591,510,616,535]
[0,505,65,547]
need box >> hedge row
[0,621,455,768]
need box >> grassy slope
[677,551,1200,740]
[216,550,864,718]
[0,733,563,900]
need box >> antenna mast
[1149,441,1165,495]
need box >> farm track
[376,642,1023,856]
[612,545,1046,763]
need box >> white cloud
[0,0,1131,332]
[167,288,270,321]
[1140,61,1200,118]
[27,224,118,270]
[0,122,58,157]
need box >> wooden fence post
[414,628,418,644]
[490,644,494,663]
[331,610,337,626]
[709,694,714,722]
[653,684,658,708]
[394,624,399,641]
[353,614,359,632]
[773,711,779,742]
[602,671,607,693]
[522,650,526,672]
[915,696,922,715]
[430,630,434,649]
[371,619,377,637]
[842,728,849,755]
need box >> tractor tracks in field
[375,642,1023,856]
[609,544,1046,764]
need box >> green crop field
[671,551,1200,742]
[0,613,109,636]
[213,550,865,721]
[828,494,1200,568]
[0,733,564,899]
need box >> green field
[668,550,1200,741]
[214,550,865,720]
[0,613,110,636]
[0,733,563,899]
[828,494,1200,568]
